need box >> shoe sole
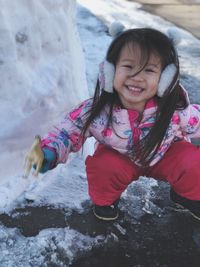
[175,203,200,221]
[93,207,119,221]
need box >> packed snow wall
[0,0,89,181]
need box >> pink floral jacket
[41,95,200,167]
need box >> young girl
[25,27,200,221]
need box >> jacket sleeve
[41,99,93,165]
[179,104,200,138]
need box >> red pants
[85,141,200,206]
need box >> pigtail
[81,81,116,141]
[136,84,188,167]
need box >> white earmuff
[99,60,115,93]
[98,21,124,93]
[157,64,177,97]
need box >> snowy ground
[0,0,200,266]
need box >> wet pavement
[0,182,200,266]
[130,0,200,39]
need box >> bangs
[120,40,161,76]
[126,41,150,74]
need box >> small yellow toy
[24,135,44,178]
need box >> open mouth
[127,85,144,93]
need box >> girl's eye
[145,68,156,73]
[123,65,132,69]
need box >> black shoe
[93,200,119,221]
[170,188,200,220]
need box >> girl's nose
[129,71,144,81]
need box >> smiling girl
[25,27,200,222]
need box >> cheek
[113,69,125,87]
[151,83,159,91]
[150,85,158,96]
[113,72,120,88]
[149,76,160,91]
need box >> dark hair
[81,28,188,166]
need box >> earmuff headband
[99,60,178,97]
[98,22,181,97]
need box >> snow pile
[0,225,105,266]
[22,156,89,211]
[0,0,89,181]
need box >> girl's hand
[24,135,44,178]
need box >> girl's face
[113,43,162,112]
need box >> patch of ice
[0,225,106,266]
[121,177,163,220]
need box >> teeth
[127,86,142,92]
